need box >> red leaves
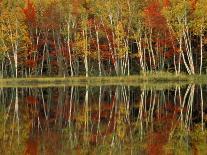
[25,59,37,68]
[190,0,198,11]
[144,1,167,30]
[163,0,170,8]
[22,0,36,26]
[25,96,39,105]
[24,138,38,155]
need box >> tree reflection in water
[0,84,207,154]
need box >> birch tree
[0,7,30,78]
[192,0,207,74]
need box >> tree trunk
[14,44,18,78]
[95,25,102,76]
[83,30,89,77]
[180,37,191,74]
[200,33,203,75]
[67,22,74,77]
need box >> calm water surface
[0,84,207,154]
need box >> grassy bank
[0,72,207,88]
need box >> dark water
[0,84,207,154]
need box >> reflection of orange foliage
[147,102,181,155]
[55,100,75,121]
[25,96,39,105]
[24,138,38,155]
[147,132,168,155]
[49,51,57,57]
[165,102,187,113]
[91,111,111,122]
[101,103,114,111]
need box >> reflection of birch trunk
[11,88,19,145]
[148,90,156,126]
[41,89,48,120]
[174,86,177,105]
[56,88,64,126]
[185,84,195,129]
[147,89,152,124]
[111,87,119,147]
[178,86,182,107]
[3,88,14,140]
[113,87,119,131]
[180,85,191,127]
[122,86,130,121]
[127,86,130,121]
[137,90,144,140]
[68,86,74,127]
[15,88,19,143]
[151,91,156,131]
[97,86,102,134]
[84,85,89,144]
[104,86,117,144]
[200,85,204,131]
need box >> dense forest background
[0,0,207,78]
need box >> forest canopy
[0,0,207,78]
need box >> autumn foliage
[0,0,207,77]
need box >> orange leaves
[22,0,36,26]
[25,59,37,68]
[24,138,38,155]
[25,96,39,105]
[144,1,167,30]
[190,0,198,11]
[71,0,84,15]
[163,0,170,8]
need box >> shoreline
[0,72,207,88]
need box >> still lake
[0,84,207,154]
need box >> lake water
[0,84,207,154]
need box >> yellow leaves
[177,49,183,54]
[0,6,31,63]
[117,47,128,58]
[191,0,207,34]
[204,37,207,45]
[114,21,129,59]
[76,114,86,123]
[0,8,30,43]
[76,40,85,49]
[0,45,9,53]
[116,104,128,140]
[115,22,125,39]
[117,125,126,139]
[119,104,127,115]
[136,51,142,58]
